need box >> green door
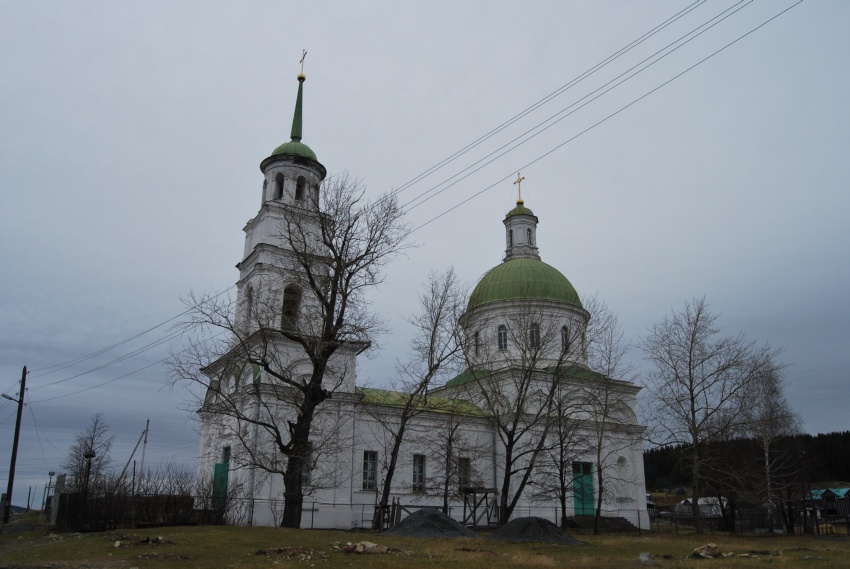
[573,462,594,516]
[212,463,229,509]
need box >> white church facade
[196,72,649,530]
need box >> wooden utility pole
[3,366,27,524]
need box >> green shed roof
[467,257,582,311]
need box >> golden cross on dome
[513,172,526,205]
[299,49,308,77]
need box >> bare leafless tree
[170,174,410,528]
[578,295,640,534]
[61,413,113,493]
[641,297,778,534]
[743,361,800,532]
[417,397,491,514]
[459,305,582,524]
[363,269,465,528]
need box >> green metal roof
[444,365,605,390]
[467,257,582,311]
[272,75,319,161]
[443,369,492,389]
[358,387,486,416]
[272,140,318,160]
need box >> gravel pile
[384,508,477,538]
[489,517,583,544]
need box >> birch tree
[641,297,777,534]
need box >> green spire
[290,75,304,142]
[271,73,318,161]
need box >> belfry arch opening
[282,284,302,329]
[273,173,284,200]
[295,176,306,201]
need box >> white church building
[196,72,648,530]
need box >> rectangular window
[362,451,377,491]
[458,457,471,490]
[301,442,313,487]
[222,446,231,464]
[412,454,426,492]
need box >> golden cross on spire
[299,49,308,79]
[513,172,526,205]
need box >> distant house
[809,488,850,518]
[675,497,727,518]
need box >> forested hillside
[645,431,850,491]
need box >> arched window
[529,323,540,349]
[295,176,306,201]
[273,173,284,200]
[497,325,508,351]
[474,331,480,356]
[281,284,302,329]
[527,227,533,245]
[509,229,513,247]
[561,326,570,353]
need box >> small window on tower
[274,174,284,200]
[529,323,540,349]
[295,176,306,201]
[497,325,508,351]
[561,326,570,353]
[527,228,533,245]
[474,332,481,356]
[509,229,513,247]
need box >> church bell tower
[236,66,327,330]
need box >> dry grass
[2,513,849,569]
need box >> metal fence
[649,508,850,536]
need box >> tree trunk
[594,453,604,535]
[691,443,703,534]
[375,420,407,529]
[442,438,453,515]
[279,375,324,528]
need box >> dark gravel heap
[489,517,583,544]
[384,508,477,538]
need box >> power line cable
[384,0,709,203]
[27,403,53,470]
[28,285,235,377]
[411,0,803,233]
[29,328,185,391]
[400,0,753,214]
[30,330,228,403]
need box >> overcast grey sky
[2,0,847,507]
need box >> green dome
[271,140,318,161]
[506,204,535,217]
[468,257,581,311]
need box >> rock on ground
[384,508,477,538]
[488,517,583,544]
